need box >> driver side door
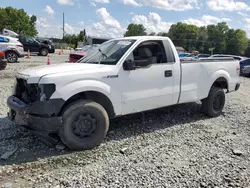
[119,39,176,115]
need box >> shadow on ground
[0,102,211,166]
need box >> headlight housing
[39,84,56,101]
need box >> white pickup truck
[7,36,240,150]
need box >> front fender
[50,80,121,115]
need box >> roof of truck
[114,36,171,40]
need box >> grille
[15,78,40,103]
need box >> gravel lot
[0,54,250,188]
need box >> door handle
[164,70,172,77]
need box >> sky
[1,0,250,39]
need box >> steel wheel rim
[71,113,97,138]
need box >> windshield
[78,39,136,65]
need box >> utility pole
[62,12,65,41]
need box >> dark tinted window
[240,59,250,65]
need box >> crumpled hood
[17,63,104,83]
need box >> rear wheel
[60,100,109,150]
[5,51,18,63]
[201,87,225,117]
[39,48,48,56]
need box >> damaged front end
[7,76,65,134]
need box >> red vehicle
[68,45,99,63]
[0,51,4,60]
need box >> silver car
[0,35,25,63]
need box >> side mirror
[123,60,136,71]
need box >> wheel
[201,87,225,117]
[39,48,48,56]
[5,51,18,63]
[60,100,109,150]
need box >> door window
[131,40,167,68]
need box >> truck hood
[17,63,104,83]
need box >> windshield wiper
[98,48,107,58]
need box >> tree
[0,6,38,36]
[206,22,229,54]
[168,22,199,51]
[157,32,168,36]
[124,24,147,37]
[226,29,248,55]
[148,32,155,36]
[245,40,250,57]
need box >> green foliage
[123,22,249,56]
[124,24,147,37]
[168,22,200,51]
[0,6,37,36]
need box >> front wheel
[39,48,48,56]
[201,87,225,117]
[60,100,109,150]
[5,51,18,63]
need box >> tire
[201,87,225,117]
[60,100,109,150]
[39,48,48,56]
[5,51,18,63]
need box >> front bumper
[7,95,65,133]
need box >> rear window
[0,36,9,43]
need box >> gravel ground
[0,56,250,188]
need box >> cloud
[183,15,232,26]
[96,8,121,28]
[86,8,125,38]
[122,0,141,6]
[238,12,250,17]
[44,5,54,15]
[94,0,109,3]
[36,17,82,38]
[207,0,250,11]
[78,21,84,26]
[90,2,96,6]
[121,0,199,11]
[132,12,173,33]
[57,0,74,6]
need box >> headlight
[38,84,56,101]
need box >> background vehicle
[0,35,25,63]
[240,65,250,77]
[210,54,247,61]
[0,51,4,60]
[36,38,55,53]
[68,44,100,63]
[19,35,50,56]
[7,36,240,151]
[178,52,190,57]
[180,53,210,61]
[239,58,250,75]
[0,51,7,70]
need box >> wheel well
[5,50,18,56]
[212,77,228,91]
[59,91,115,118]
